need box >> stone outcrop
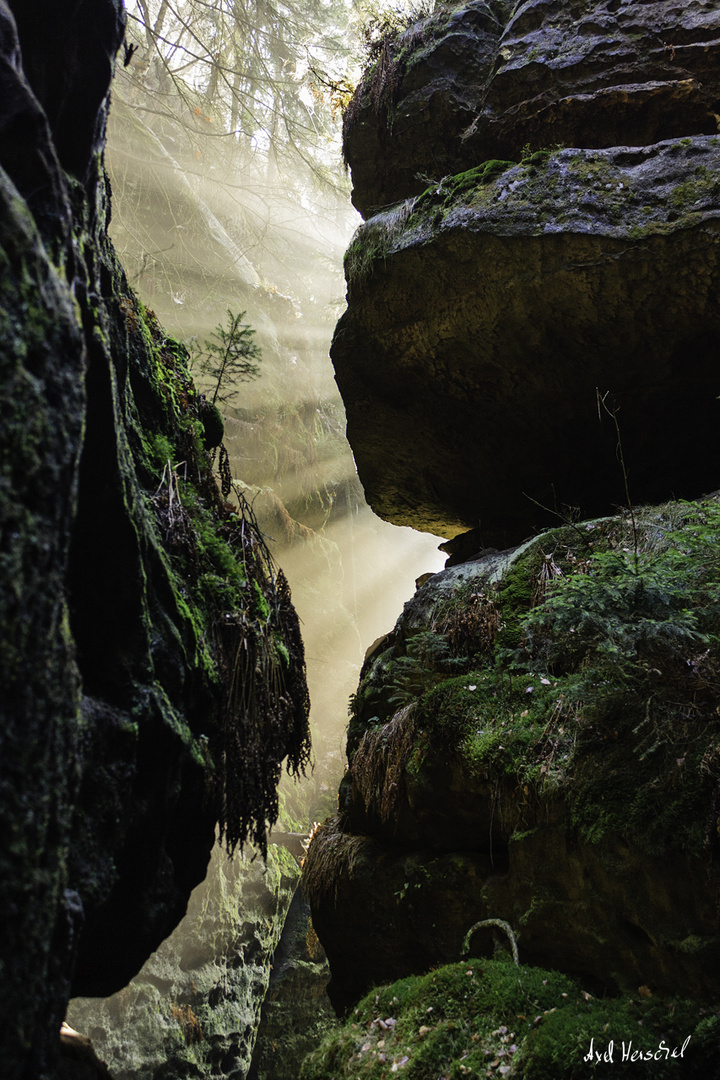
[249,891,338,1080]
[67,843,300,1080]
[0,4,309,1077]
[304,501,720,1012]
[344,0,720,217]
[332,0,720,541]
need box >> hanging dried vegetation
[349,704,417,826]
[213,496,311,858]
[143,317,311,859]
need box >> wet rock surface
[333,0,720,541]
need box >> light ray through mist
[66,0,454,1069]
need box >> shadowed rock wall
[0,4,309,1077]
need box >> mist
[108,0,447,819]
[64,4,446,1071]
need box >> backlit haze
[112,0,446,817]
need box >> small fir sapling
[193,308,263,408]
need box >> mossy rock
[305,498,720,1009]
[301,957,719,1079]
[198,395,225,449]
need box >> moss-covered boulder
[300,957,719,1079]
[333,0,720,541]
[344,0,720,217]
[303,499,720,1012]
[0,4,310,1077]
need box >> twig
[462,919,519,965]
[596,389,639,569]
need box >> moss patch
[301,957,718,1079]
[343,137,720,290]
[349,498,720,856]
[131,308,312,854]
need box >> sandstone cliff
[332,0,720,542]
[0,4,310,1077]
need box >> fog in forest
[66,2,445,1068]
[110,0,445,818]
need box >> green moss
[145,431,177,474]
[414,159,516,216]
[115,294,310,856]
[522,149,552,167]
[274,634,290,666]
[415,669,573,792]
[456,159,516,187]
[301,957,717,1079]
[253,578,271,621]
[672,181,699,208]
[494,539,546,649]
[351,499,720,854]
[670,168,719,209]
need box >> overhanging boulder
[332,138,720,542]
[334,0,720,542]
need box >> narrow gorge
[2,0,720,1078]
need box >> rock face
[68,844,300,1080]
[332,0,720,541]
[344,0,720,217]
[0,4,309,1077]
[248,891,337,1080]
[304,500,720,1012]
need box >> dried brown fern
[350,704,417,825]
[212,494,311,859]
[301,816,376,906]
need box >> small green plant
[385,631,466,707]
[192,309,262,407]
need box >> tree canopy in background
[105,0,444,751]
[130,0,354,175]
[113,0,431,313]
[113,0,358,309]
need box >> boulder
[304,501,720,1011]
[333,0,720,541]
[344,0,720,218]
